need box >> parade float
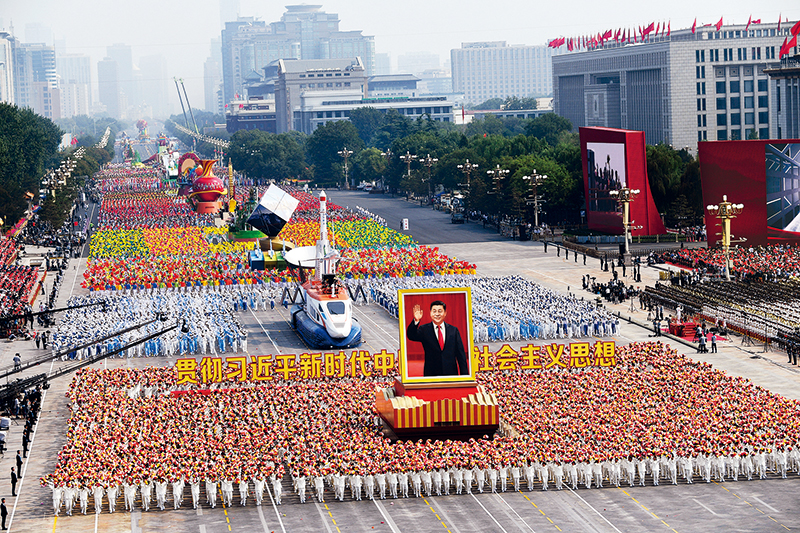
[174,154,226,215]
[376,286,499,440]
[284,191,362,349]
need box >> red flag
[752,19,760,24]
[462,106,465,121]
[788,34,798,53]
[715,17,723,31]
[602,29,612,40]
[745,15,752,32]
[779,37,788,57]
[792,20,800,36]
[655,22,660,36]
[667,21,671,36]
[778,13,781,32]
[691,18,696,34]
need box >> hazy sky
[0,0,795,116]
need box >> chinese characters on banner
[175,341,616,386]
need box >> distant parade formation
[16,150,796,518]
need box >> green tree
[228,130,306,181]
[646,143,684,213]
[503,96,538,110]
[524,113,573,146]
[306,121,364,185]
[348,107,384,146]
[472,98,505,110]
[0,103,63,225]
[352,147,387,186]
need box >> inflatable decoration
[188,160,225,213]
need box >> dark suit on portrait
[407,320,469,376]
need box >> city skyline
[0,0,796,118]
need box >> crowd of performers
[362,275,619,342]
[658,244,800,280]
[52,293,247,359]
[41,342,800,515]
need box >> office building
[225,96,276,133]
[97,57,120,118]
[138,54,169,118]
[221,5,375,105]
[368,74,420,98]
[234,57,454,135]
[204,57,223,113]
[765,53,800,140]
[451,41,564,104]
[553,22,798,150]
[57,53,91,117]
[13,43,59,119]
[375,53,391,76]
[107,43,136,109]
[274,57,367,133]
[0,32,15,104]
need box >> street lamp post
[399,151,417,178]
[707,194,744,281]
[380,149,393,193]
[338,147,353,190]
[609,187,641,258]
[420,154,438,206]
[486,164,509,194]
[457,159,478,216]
[522,170,548,228]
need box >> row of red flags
[548,22,672,51]
[548,15,799,58]
[779,18,800,58]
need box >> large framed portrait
[397,287,476,385]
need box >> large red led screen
[580,127,665,236]
[698,140,800,246]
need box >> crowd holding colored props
[41,342,800,516]
[81,254,284,291]
[53,294,246,360]
[661,244,800,279]
[98,192,211,229]
[278,219,414,248]
[89,229,150,258]
[0,265,39,318]
[89,227,256,260]
[0,237,19,266]
[97,167,165,193]
[340,246,474,279]
[363,275,618,343]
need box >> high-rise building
[138,54,169,118]
[97,57,120,118]
[57,53,91,117]
[266,57,453,135]
[0,32,15,104]
[204,57,222,113]
[552,22,798,150]
[765,54,800,140]
[375,53,391,76]
[24,23,52,46]
[13,43,59,119]
[451,41,564,104]
[221,5,375,105]
[107,43,136,109]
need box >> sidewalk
[0,254,90,531]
